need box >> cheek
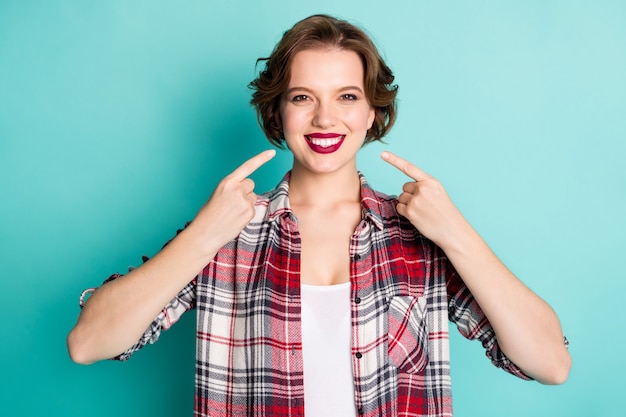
[281,107,308,142]
[281,108,296,135]
[281,107,311,132]
[280,105,293,133]
[367,108,375,129]
[351,107,375,130]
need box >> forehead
[288,48,365,88]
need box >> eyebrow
[284,85,365,95]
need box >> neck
[288,163,361,208]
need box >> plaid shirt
[87,172,530,417]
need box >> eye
[291,94,309,102]
[340,93,358,101]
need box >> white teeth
[307,136,343,147]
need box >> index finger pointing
[380,151,429,181]
[230,149,276,181]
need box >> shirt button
[354,297,361,304]
[355,352,363,359]
[357,408,364,414]
[353,254,361,261]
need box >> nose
[312,100,336,128]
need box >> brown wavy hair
[249,14,398,148]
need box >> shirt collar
[265,171,385,231]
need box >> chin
[298,158,355,176]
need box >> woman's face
[280,48,375,176]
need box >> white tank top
[301,282,357,416]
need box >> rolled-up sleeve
[79,269,196,361]
[78,225,198,361]
[445,259,533,380]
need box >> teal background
[1,1,624,416]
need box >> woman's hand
[380,151,469,251]
[190,149,276,252]
[67,149,276,364]
[381,150,571,384]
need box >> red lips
[307,132,343,139]
[305,133,345,154]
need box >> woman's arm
[67,150,275,364]
[381,151,571,384]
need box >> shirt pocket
[387,295,429,374]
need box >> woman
[67,14,570,417]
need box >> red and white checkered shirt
[87,172,530,417]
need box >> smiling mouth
[305,135,345,148]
